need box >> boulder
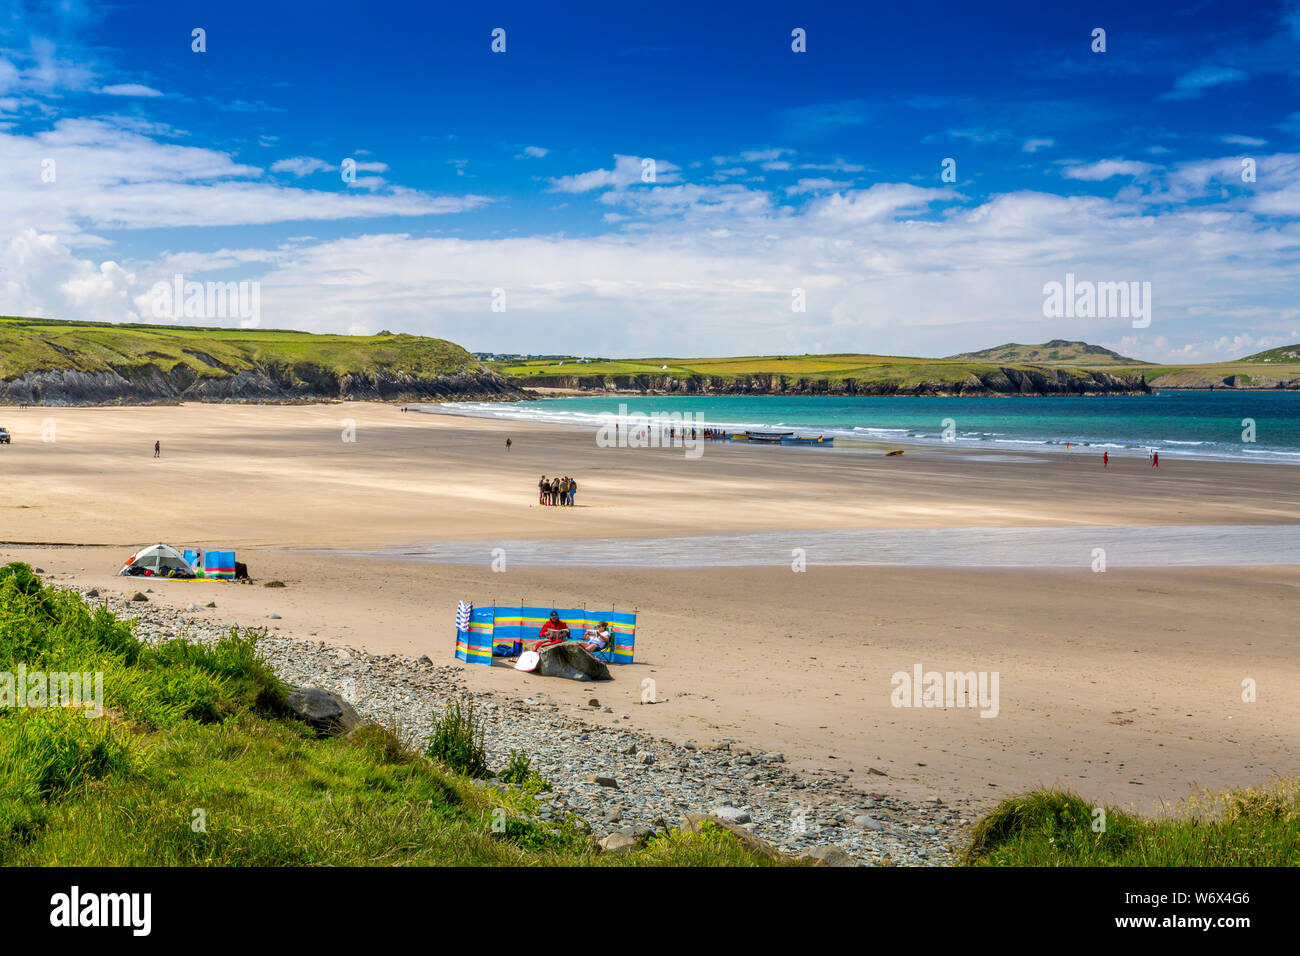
[285,686,363,736]
[131,592,148,602]
[598,832,637,855]
[535,642,611,682]
[710,806,750,824]
[803,845,858,867]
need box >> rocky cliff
[0,362,527,406]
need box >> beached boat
[781,436,834,446]
[744,430,794,442]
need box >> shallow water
[318,525,1300,569]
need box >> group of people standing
[539,475,577,506]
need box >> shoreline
[419,392,1300,467]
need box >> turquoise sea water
[427,391,1300,464]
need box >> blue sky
[1,0,1298,360]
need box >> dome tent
[118,543,195,578]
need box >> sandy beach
[2,401,1297,813]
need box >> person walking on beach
[506,437,512,452]
[153,440,161,458]
[1103,451,1108,468]
[1152,451,1159,468]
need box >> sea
[422,390,1300,465]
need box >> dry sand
[2,401,1297,814]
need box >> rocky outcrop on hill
[520,368,1150,397]
[0,362,527,406]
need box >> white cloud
[518,145,548,158]
[1161,65,1249,101]
[1220,134,1266,147]
[786,178,851,195]
[271,156,334,177]
[99,83,163,97]
[547,154,681,193]
[1023,138,1055,153]
[1061,159,1156,181]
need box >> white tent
[118,543,194,577]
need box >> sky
[1,0,1298,362]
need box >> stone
[710,806,751,824]
[266,613,281,620]
[205,601,217,608]
[264,580,286,588]
[187,603,203,611]
[868,767,888,776]
[284,686,364,736]
[418,654,433,665]
[85,588,99,598]
[131,592,148,602]
[599,832,637,855]
[589,775,618,788]
[853,815,884,830]
[535,642,611,682]
[805,845,857,867]
[587,698,600,707]
[637,752,655,765]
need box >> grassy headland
[488,339,1300,395]
[0,316,522,404]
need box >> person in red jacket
[534,610,569,650]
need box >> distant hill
[1240,344,1300,364]
[0,316,524,405]
[948,340,1146,365]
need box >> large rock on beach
[284,686,363,736]
[536,642,611,682]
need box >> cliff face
[0,362,527,406]
[520,368,1151,397]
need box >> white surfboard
[514,650,540,672]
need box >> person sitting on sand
[576,621,611,653]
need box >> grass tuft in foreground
[963,783,1300,866]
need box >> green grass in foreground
[962,786,1300,866]
[0,562,783,866]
